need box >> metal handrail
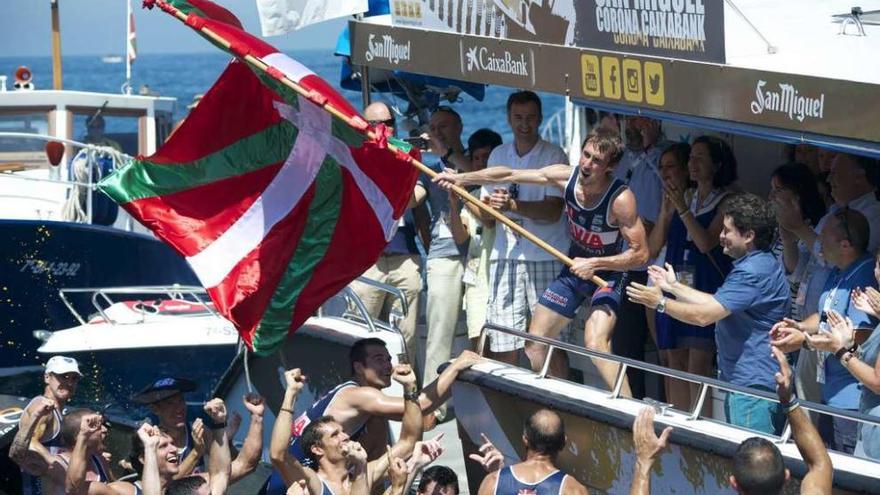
[324,277,412,360]
[0,131,131,158]
[58,285,217,325]
[479,323,880,435]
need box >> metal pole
[360,64,371,108]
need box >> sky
[0,0,347,56]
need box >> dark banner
[389,0,725,63]
[350,20,880,143]
[576,0,725,63]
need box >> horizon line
[0,47,337,59]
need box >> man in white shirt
[474,91,570,363]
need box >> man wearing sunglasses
[10,355,83,494]
[351,101,428,368]
[770,207,878,453]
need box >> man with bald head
[478,409,589,494]
[351,101,428,366]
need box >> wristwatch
[403,388,420,402]
[656,297,668,314]
[835,345,859,361]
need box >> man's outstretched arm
[630,408,673,495]
[367,364,423,486]
[269,369,323,495]
[343,350,482,419]
[433,164,572,190]
[770,346,832,495]
[230,394,265,482]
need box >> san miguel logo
[364,34,411,65]
[750,80,826,123]
[460,42,536,86]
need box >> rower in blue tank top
[478,409,588,495]
[433,128,649,393]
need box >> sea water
[0,50,566,149]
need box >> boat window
[0,111,49,152]
[73,112,140,155]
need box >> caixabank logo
[460,40,536,87]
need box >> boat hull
[453,365,878,494]
[0,219,199,370]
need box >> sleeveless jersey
[264,381,368,495]
[318,477,336,495]
[563,169,627,259]
[20,398,65,495]
[178,422,205,472]
[494,466,568,495]
[289,381,368,465]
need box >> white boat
[0,4,199,374]
[101,55,124,64]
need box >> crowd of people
[11,88,880,493]
[11,340,837,495]
[360,89,880,458]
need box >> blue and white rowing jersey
[494,466,568,495]
[563,168,627,259]
[288,380,368,465]
[264,380,368,495]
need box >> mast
[50,0,63,89]
[124,0,137,94]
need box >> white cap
[45,356,82,376]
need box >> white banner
[256,0,369,36]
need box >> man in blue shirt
[627,193,789,434]
[771,208,878,453]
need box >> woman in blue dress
[647,137,737,412]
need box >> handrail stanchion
[689,383,710,420]
[778,423,793,444]
[610,362,628,399]
[477,330,488,357]
[538,346,555,379]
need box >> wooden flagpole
[148,0,607,288]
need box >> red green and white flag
[101,0,419,355]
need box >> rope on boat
[62,146,129,223]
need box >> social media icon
[581,54,600,97]
[623,59,642,102]
[644,61,665,106]
[601,56,621,100]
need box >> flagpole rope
[147,0,607,288]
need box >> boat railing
[540,107,566,151]
[318,277,412,361]
[321,277,409,334]
[57,285,218,326]
[478,322,880,448]
[0,131,130,225]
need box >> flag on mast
[103,0,419,355]
[127,3,137,64]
